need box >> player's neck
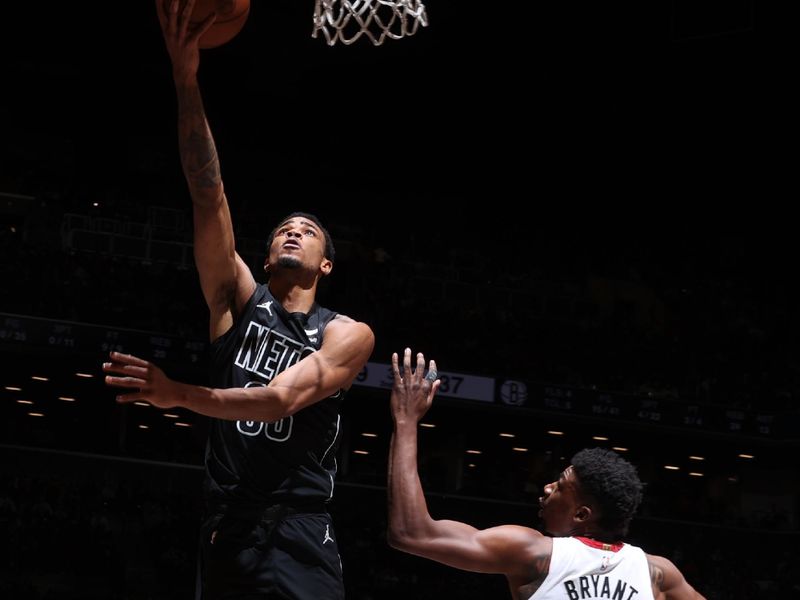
[269,279,317,313]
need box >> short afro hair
[267,212,335,262]
[571,448,644,538]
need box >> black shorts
[199,508,344,600]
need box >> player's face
[538,466,585,536]
[267,218,330,274]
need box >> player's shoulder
[484,524,550,552]
[644,551,688,592]
[644,552,677,569]
[324,314,375,345]
[330,313,374,332]
[489,526,552,579]
[331,313,356,324]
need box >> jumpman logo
[257,301,274,316]
[323,524,334,545]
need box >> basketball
[156,0,251,49]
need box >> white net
[312,0,428,46]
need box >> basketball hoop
[312,0,428,46]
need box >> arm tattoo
[184,130,221,189]
[648,561,664,594]
[516,552,551,599]
[177,86,221,192]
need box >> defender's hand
[390,348,439,426]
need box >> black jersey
[203,284,344,510]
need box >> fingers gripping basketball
[156,0,250,49]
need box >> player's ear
[320,258,333,276]
[575,505,592,523]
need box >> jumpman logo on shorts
[323,524,334,545]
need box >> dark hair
[267,212,335,262]
[571,448,643,538]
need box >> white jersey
[529,537,654,600]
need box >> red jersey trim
[575,536,624,552]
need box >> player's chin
[276,255,303,269]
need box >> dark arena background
[1,1,795,599]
